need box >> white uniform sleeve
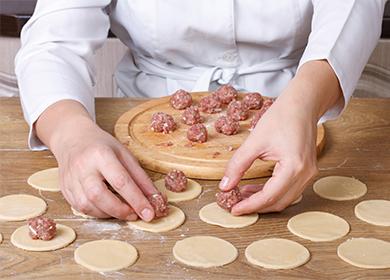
[15,0,111,150]
[298,0,386,122]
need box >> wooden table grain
[0,97,389,280]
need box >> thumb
[219,140,260,191]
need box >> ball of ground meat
[170,89,193,110]
[215,187,242,211]
[215,116,240,135]
[250,99,274,129]
[165,170,188,192]
[242,92,263,110]
[187,123,208,143]
[199,94,222,114]
[213,85,238,104]
[182,106,202,125]
[148,192,169,218]
[151,112,177,134]
[28,216,57,241]
[226,100,249,121]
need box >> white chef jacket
[15,0,385,150]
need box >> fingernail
[141,208,154,221]
[219,176,229,190]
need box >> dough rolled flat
[0,194,47,221]
[354,200,390,226]
[199,202,258,228]
[245,238,310,269]
[11,224,76,251]
[287,211,350,242]
[74,240,138,272]
[173,236,238,268]
[27,167,60,192]
[127,205,185,232]
[154,179,202,202]
[337,238,390,269]
[313,176,367,201]
[71,207,96,219]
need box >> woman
[15,1,385,221]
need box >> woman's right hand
[36,100,157,221]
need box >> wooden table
[0,97,389,279]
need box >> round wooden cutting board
[115,92,326,180]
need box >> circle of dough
[0,194,47,221]
[11,224,76,251]
[287,211,350,242]
[127,205,185,232]
[313,176,367,201]
[245,238,310,269]
[291,195,303,206]
[173,236,238,268]
[27,167,60,192]
[74,240,138,272]
[199,202,258,228]
[71,207,96,219]
[354,200,390,226]
[154,179,202,202]
[337,238,390,269]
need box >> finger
[219,138,262,191]
[81,174,137,221]
[117,147,158,197]
[71,179,110,218]
[240,184,264,199]
[231,160,297,215]
[96,148,155,222]
[257,182,304,213]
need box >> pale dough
[287,211,350,242]
[313,176,367,201]
[337,238,390,269]
[173,236,238,268]
[11,224,76,251]
[354,200,390,226]
[154,179,202,202]
[0,194,47,221]
[245,238,310,269]
[74,240,138,272]
[199,202,258,228]
[71,207,96,219]
[27,167,60,192]
[291,195,303,206]
[127,205,185,232]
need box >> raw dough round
[173,236,238,268]
[27,167,60,192]
[127,205,185,232]
[11,224,76,251]
[71,207,96,219]
[154,179,202,202]
[245,238,310,269]
[291,195,303,206]
[354,200,390,226]
[74,240,138,272]
[337,238,390,269]
[313,176,367,201]
[199,202,258,228]
[0,194,47,221]
[287,211,350,242]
